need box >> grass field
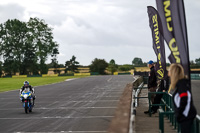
[0,76,88,93]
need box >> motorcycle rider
[20,81,35,105]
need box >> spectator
[147,60,157,103]
[144,60,157,114]
[169,63,196,133]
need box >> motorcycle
[20,88,34,113]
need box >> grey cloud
[52,1,153,48]
[0,3,25,23]
[0,0,199,65]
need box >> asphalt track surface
[191,80,200,115]
[0,75,135,133]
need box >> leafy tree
[190,59,200,69]
[3,60,15,75]
[190,60,195,65]
[21,40,38,75]
[195,58,200,65]
[0,18,59,75]
[0,61,2,77]
[108,59,118,75]
[59,64,65,68]
[50,47,60,74]
[90,58,108,75]
[0,19,27,74]
[27,17,59,74]
[65,55,79,73]
[53,59,61,74]
[132,57,143,66]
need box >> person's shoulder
[177,78,189,85]
[176,78,190,92]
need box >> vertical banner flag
[147,6,167,80]
[156,0,190,79]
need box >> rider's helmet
[24,81,29,87]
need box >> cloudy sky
[0,0,199,66]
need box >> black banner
[156,0,190,78]
[147,6,167,80]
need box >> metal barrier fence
[148,92,167,117]
[129,76,144,133]
[148,92,200,133]
[191,73,200,80]
[144,74,200,85]
[133,82,144,107]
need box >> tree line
[49,57,146,75]
[63,56,134,75]
[0,18,59,75]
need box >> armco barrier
[129,76,143,133]
[133,82,144,107]
[113,72,118,75]
[118,72,131,75]
[2,75,12,78]
[12,75,27,78]
[191,73,200,80]
[27,75,42,77]
[42,74,58,77]
[113,72,132,75]
[74,73,91,76]
[90,72,99,75]
[58,73,74,76]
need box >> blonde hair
[169,63,185,90]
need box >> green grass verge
[0,76,88,93]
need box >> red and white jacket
[172,79,197,123]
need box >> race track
[191,80,200,115]
[0,75,135,133]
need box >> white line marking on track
[107,77,112,82]
[14,131,107,133]
[68,100,119,102]
[65,78,77,81]
[0,107,117,110]
[0,99,119,103]
[62,131,107,133]
[0,116,114,120]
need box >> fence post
[172,114,175,127]
[196,117,199,133]
[192,119,196,133]
[148,93,152,117]
[174,120,177,129]
[159,112,164,133]
[177,123,180,133]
